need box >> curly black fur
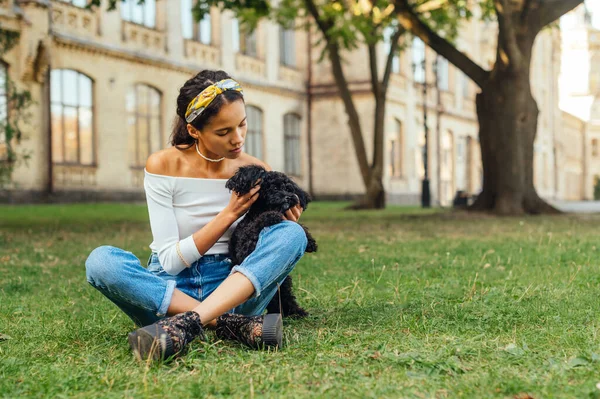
[226,165,317,318]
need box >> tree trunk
[470,67,559,215]
[348,92,387,210]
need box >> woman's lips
[230,147,242,153]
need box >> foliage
[0,30,34,190]
[2,203,600,397]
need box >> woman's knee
[85,245,120,285]
[275,221,308,254]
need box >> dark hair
[170,70,245,148]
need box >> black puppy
[226,165,317,317]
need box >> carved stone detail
[53,165,98,188]
[236,54,265,77]
[184,40,220,67]
[122,21,166,56]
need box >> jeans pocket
[146,254,164,274]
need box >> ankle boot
[215,313,283,349]
[128,311,205,361]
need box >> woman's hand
[224,184,261,221]
[283,204,303,222]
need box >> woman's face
[191,99,247,159]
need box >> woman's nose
[231,128,244,145]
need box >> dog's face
[226,165,311,213]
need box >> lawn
[1,202,600,398]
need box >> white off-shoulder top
[144,169,241,275]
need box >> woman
[85,70,307,362]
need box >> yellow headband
[185,78,244,123]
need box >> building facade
[559,3,600,200]
[0,0,308,201]
[0,0,595,204]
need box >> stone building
[0,0,592,204]
[559,3,600,200]
[0,0,308,201]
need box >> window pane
[51,70,62,103]
[150,117,161,154]
[137,116,149,166]
[137,85,148,115]
[51,104,64,163]
[127,114,137,167]
[232,18,240,53]
[181,0,193,39]
[246,30,257,57]
[144,0,156,28]
[121,0,132,21]
[437,57,449,90]
[412,37,425,83]
[62,70,79,107]
[200,13,211,44]
[78,74,92,108]
[149,87,161,110]
[132,1,144,25]
[79,107,93,165]
[126,88,136,113]
[72,0,87,7]
[63,107,79,163]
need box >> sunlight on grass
[1,203,600,398]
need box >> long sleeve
[144,172,201,275]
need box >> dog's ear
[297,189,311,209]
[226,164,266,195]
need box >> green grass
[2,202,600,398]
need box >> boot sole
[128,324,174,362]
[261,313,283,349]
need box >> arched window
[284,113,301,176]
[245,105,263,159]
[50,69,94,165]
[181,0,212,45]
[127,84,162,168]
[121,0,156,28]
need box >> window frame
[50,69,96,166]
[127,83,163,168]
[279,25,296,67]
[283,112,302,176]
[121,0,157,29]
[245,105,263,159]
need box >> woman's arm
[145,151,261,275]
[190,184,261,255]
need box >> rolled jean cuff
[157,279,177,317]
[230,265,263,299]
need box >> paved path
[550,200,600,214]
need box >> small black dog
[226,165,317,317]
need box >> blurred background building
[0,0,598,204]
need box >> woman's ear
[187,124,200,140]
[226,165,266,195]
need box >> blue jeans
[85,221,308,327]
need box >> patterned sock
[156,311,205,354]
[215,313,264,348]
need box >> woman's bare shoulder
[145,147,184,176]
[236,153,272,171]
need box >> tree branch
[494,0,522,68]
[393,0,490,88]
[382,25,404,93]
[368,41,380,98]
[520,0,535,24]
[537,0,584,29]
